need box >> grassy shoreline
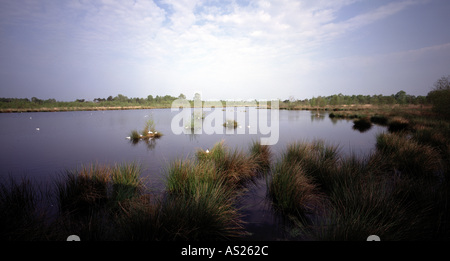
[0,106,163,113]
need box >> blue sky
[1,0,449,101]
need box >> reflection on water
[0,108,386,240]
[0,108,387,184]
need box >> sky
[1,0,450,101]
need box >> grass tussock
[370,115,389,125]
[163,150,255,240]
[375,132,442,178]
[281,140,340,193]
[162,162,246,240]
[388,117,410,132]
[352,117,372,132]
[268,133,450,240]
[196,141,259,188]
[249,140,272,172]
[223,119,238,129]
[128,119,162,144]
[0,177,50,240]
[268,161,322,218]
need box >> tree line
[0,93,187,109]
[283,90,427,107]
[0,91,428,107]
[1,74,449,116]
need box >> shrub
[353,118,372,132]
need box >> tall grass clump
[375,133,442,179]
[141,118,155,135]
[128,118,162,145]
[129,130,141,143]
[162,159,246,240]
[370,115,388,125]
[412,126,449,155]
[281,140,340,193]
[309,154,427,240]
[388,117,409,132]
[53,162,146,240]
[158,184,246,240]
[270,145,440,241]
[196,141,259,188]
[352,117,372,132]
[223,119,238,128]
[141,118,162,138]
[249,140,272,172]
[317,173,428,241]
[0,177,50,240]
[111,162,144,202]
[165,160,221,195]
[56,164,111,216]
[268,161,322,220]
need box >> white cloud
[0,0,442,100]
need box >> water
[0,108,386,239]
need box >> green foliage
[427,75,450,117]
[223,119,238,128]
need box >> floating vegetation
[127,118,162,145]
[388,117,410,132]
[223,119,238,129]
[352,117,372,132]
[370,115,389,125]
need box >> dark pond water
[0,108,386,240]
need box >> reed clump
[352,117,372,132]
[128,119,162,144]
[281,140,340,193]
[53,162,146,240]
[268,161,322,218]
[370,115,389,125]
[387,117,410,132]
[159,140,266,240]
[163,159,246,240]
[268,136,450,240]
[375,132,442,179]
[223,119,238,129]
[249,141,272,172]
[196,141,259,188]
[0,177,50,240]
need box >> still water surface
[0,108,386,239]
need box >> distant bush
[427,75,450,117]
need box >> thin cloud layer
[0,0,449,100]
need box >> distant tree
[178,93,186,99]
[330,94,339,106]
[395,90,407,104]
[147,95,154,102]
[107,96,113,101]
[31,97,43,104]
[316,96,326,107]
[115,94,128,103]
[427,75,450,116]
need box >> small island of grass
[127,118,162,142]
[223,119,238,128]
